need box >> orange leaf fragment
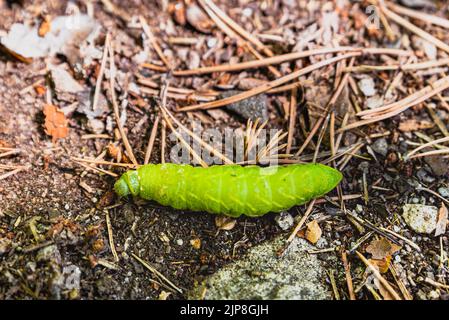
[366,238,401,273]
[435,203,448,237]
[43,104,69,143]
[398,119,434,132]
[38,16,51,37]
[305,220,322,244]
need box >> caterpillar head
[114,170,140,197]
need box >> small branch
[105,210,119,262]
[92,33,110,111]
[355,251,402,300]
[139,16,171,69]
[341,249,356,300]
[144,115,160,165]
[109,40,138,166]
[179,52,360,112]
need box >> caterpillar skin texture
[114,163,342,217]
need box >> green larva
[114,163,342,217]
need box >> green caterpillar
[114,163,342,217]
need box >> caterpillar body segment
[114,163,342,217]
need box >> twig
[161,105,234,164]
[405,136,449,160]
[328,270,340,300]
[416,186,449,206]
[277,200,316,257]
[387,2,449,29]
[109,40,138,165]
[159,107,207,167]
[355,251,402,300]
[286,87,298,154]
[202,0,274,57]
[287,199,316,243]
[179,52,360,112]
[341,249,356,300]
[425,277,449,290]
[74,161,118,177]
[343,58,449,73]
[139,16,171,68]
[105,210,119,262]
[71,157,136,168]
[132,253,183,294]
[92,33,110,111]
[81,134,111,140]
[296,57,354,158]
[390,264,413,300]
[173,47,411,76]
[342,75,449,131]
[144,115,160,165]
[0,149,21,158]
[380,5,449,54]
[197,0,280,77]
[0,167,26,180]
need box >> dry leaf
[34,85,46,96]
[435,202,448,237]
[0,44,32,63]
[38,15,51,37]
[190,238,201,250]
[369,256,392,274]
[215,215,237,231]
[366,238,401,273]
[169,2,186,26]
[366,238,401,260]
[305,220,322,244]
[43,104,69,143]
[107,143,122,162]
[158,290,171,300]
[398,119,434,132]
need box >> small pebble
[371,138,388,157]
[358,77,376,97]
[428,290,440,300]
[274,211,294,230]
[402,204,438,234]
[221,90,268,122]
[207,37,217,48]
[438,187,449,198]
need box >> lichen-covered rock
[402,204,438,234]
[188,235,331,300]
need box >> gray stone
[438,187,449,198]
[36,245,62,264]
[188,235,331,300]
[274,211,294,230]
[221,90,268,122]
[425,157,449,176]
[416,169,435,184]
[402,204,438,234]
[371,138,388,156]
[358,77,376,97]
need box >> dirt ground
[1,0,449,300]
